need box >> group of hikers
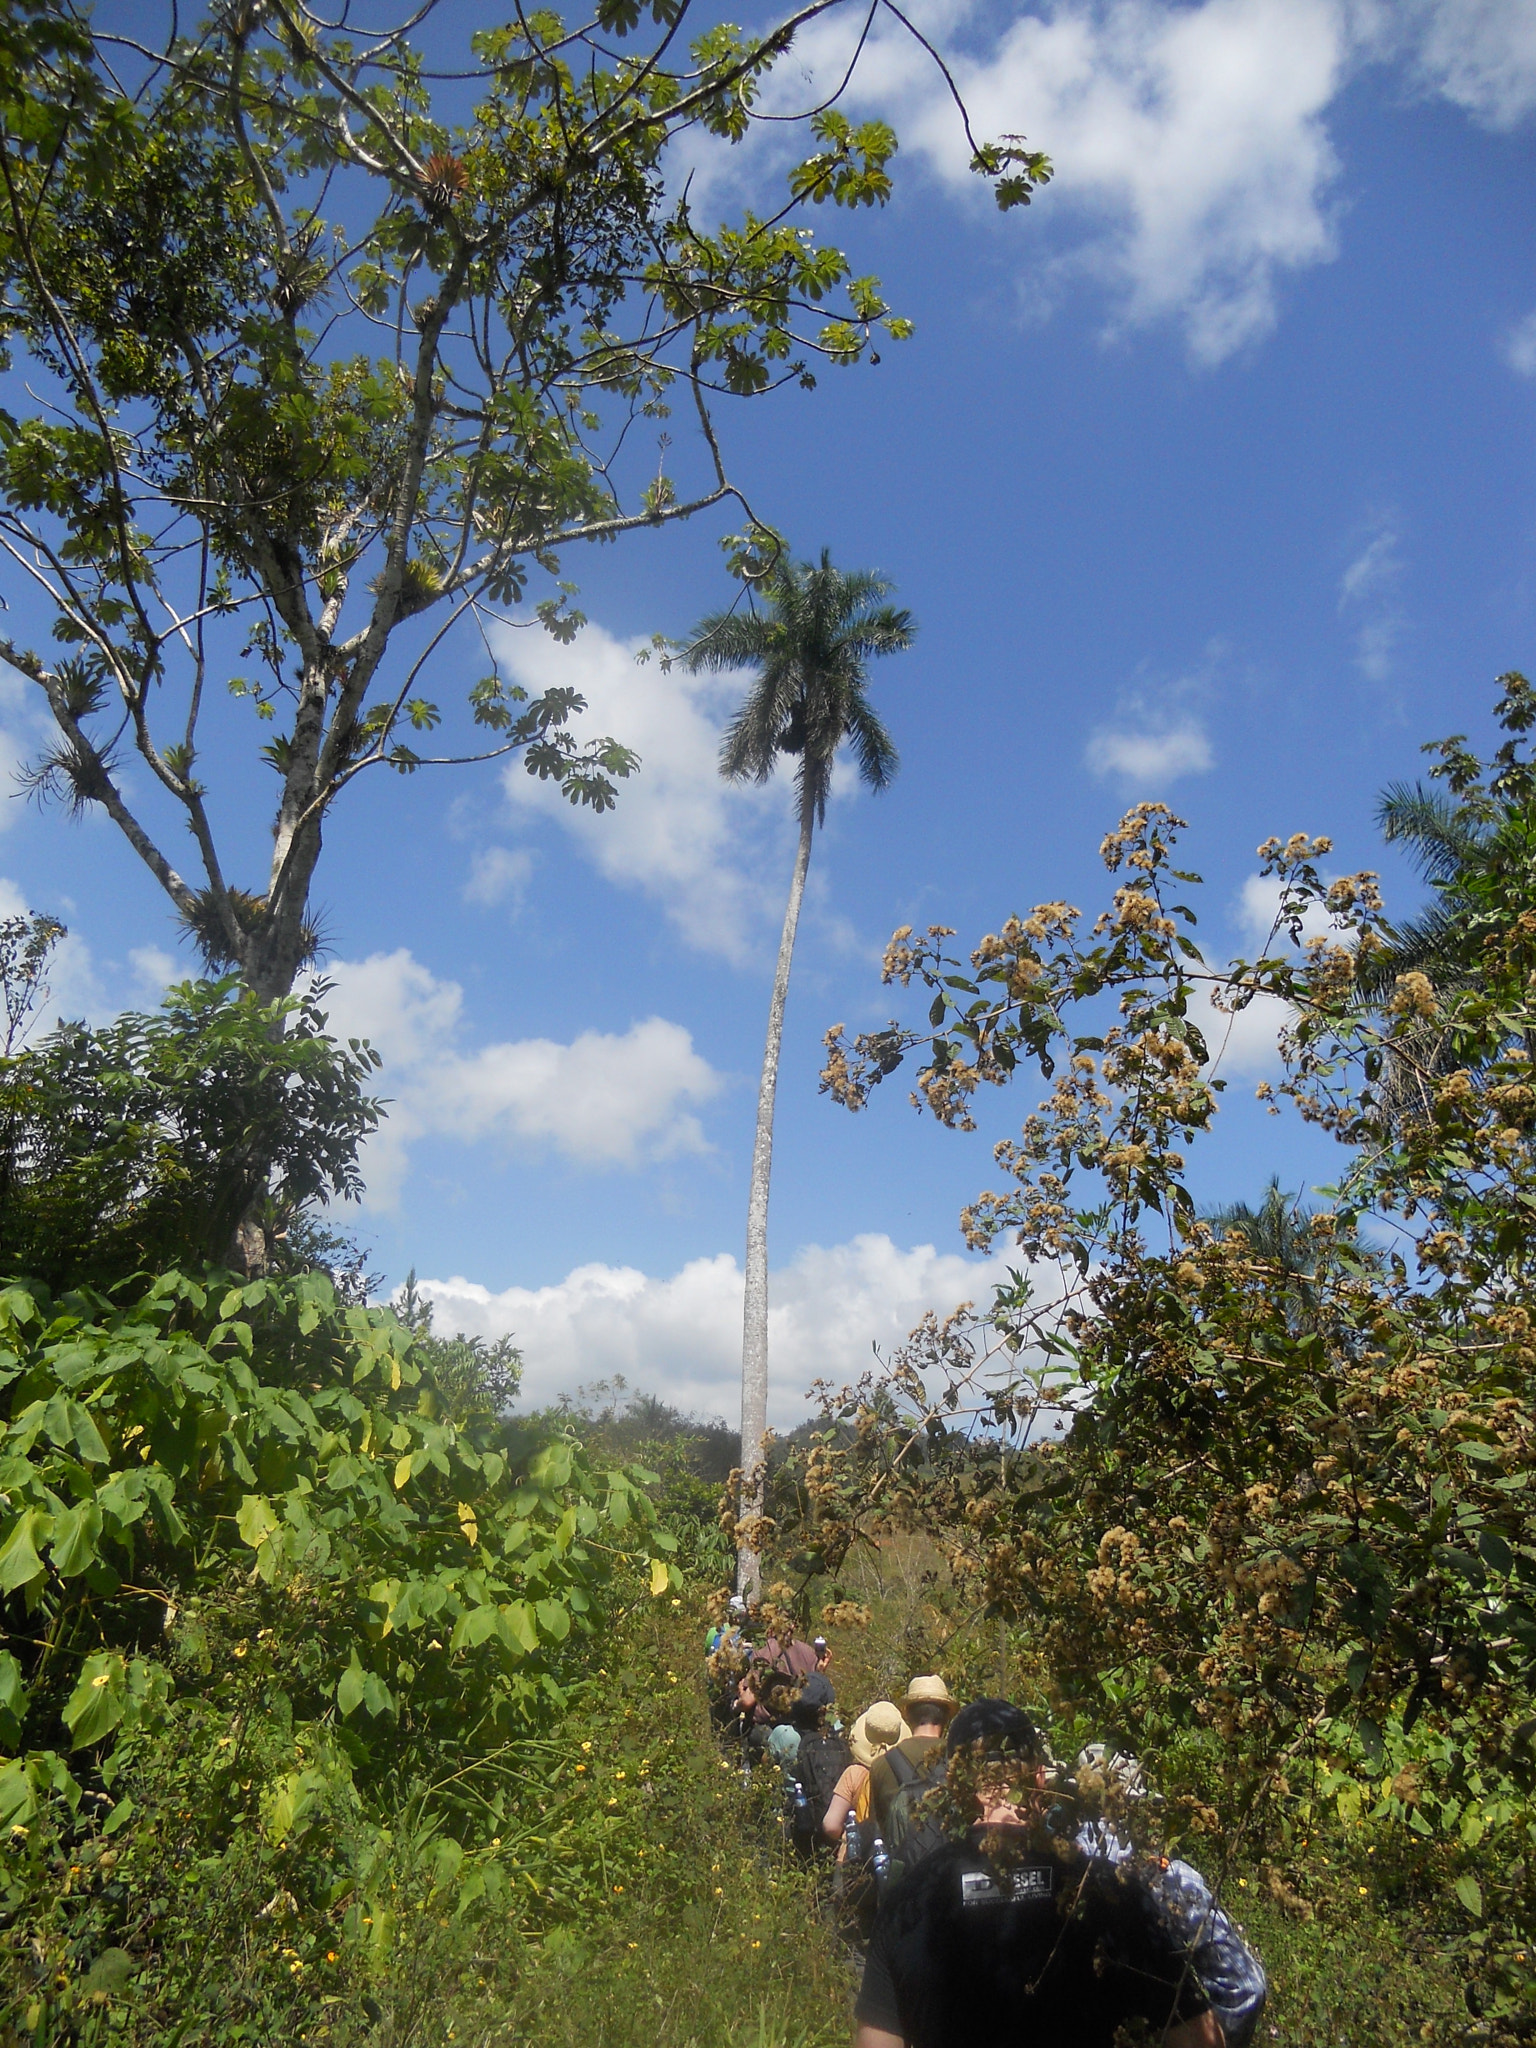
[705,1599,1269,2048]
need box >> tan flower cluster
[1301,935,1357,1005]
[1389,970,1438,1020]
[1257,832,1333,866]
[820,1600,871,1630]
[1100,803,1183,872]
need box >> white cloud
[1085,717,1213,784]
[315,948,723,1207]
[492,621,797,963]
[0,876,103,1037]
[735,0,1350,364]
[463,845,536,910]
[1501,308,1536,377]
[1338,514,1405,681]
[1402,0,1536,129]
[1187,979,1291,1078]
[676,0,1535,366]
[128,946,178,998]
[0,666,53,833]
[1194,867,1360,1078]
[415,1232,1030,1425]
[1234,871,1335,952]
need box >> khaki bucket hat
[901,1674,960,1720]
[850,1701,910,1766]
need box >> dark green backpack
[883,1746,951,1884]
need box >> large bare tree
[0,0,1047,1003]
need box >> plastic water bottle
[871,1833,890,1891]
[792,1778,812,1831]
[843,1805,862,1864]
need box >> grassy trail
[428,1562,1468,2048]
[435,1599,859,2048]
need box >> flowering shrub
[789,679,1536,2029]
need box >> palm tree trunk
[737,799,815,1600]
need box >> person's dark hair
[789,1693,823,1732]
[946,1698,1042,1761]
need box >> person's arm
[855,2027,904,2048]
[823,1790,852,1842]
[1152,1862,1266,2048]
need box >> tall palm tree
[682,550,913,1597]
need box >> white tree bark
[737,798,816,1599]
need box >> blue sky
[5,0,1535,1425]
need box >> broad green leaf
[337,1653,367,1718]
[0,1649,26,1746]
[500,1600,539,1654]
[79,1948,136,1997]
[63,1652,127,1747]
[49,1500,102,1577]
[235,1495,280,1549]
[648,1556,670,1598]
[361,1671,394,1718]
[536,1599,571,1641]
[0,1509,47,1593]
[0,1756,36,1828]
[1454,1873,1483,1918]
[450,1603,498,1652]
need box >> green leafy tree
[0,970,381,1284]
[0,0,1046,999]
[681,548,912,1594]
[395,1268,523,1421]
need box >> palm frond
[690,549,912,814]
[1377,780,1488,883]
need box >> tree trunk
[737,800,815,1600]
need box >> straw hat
[850,1701,910,1766]
[901,1674,960,1720]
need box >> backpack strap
[884,1747,920,1790]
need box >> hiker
[868,1676,957,1831]
[766,1720,802,1770]
[865,1675,959,1884]
[705,1593,750,1657]
[798,1636,838,1721]
[822,1701,910,1856]
[853,1700,1232,2048]
[763,1628,819,1685]
[1068,1746,1268,2048]
[786,1692,852,1845]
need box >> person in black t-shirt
[854,1701,1224,2048]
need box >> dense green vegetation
[7,688,1536,2048]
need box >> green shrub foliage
[0,1266,677,1832]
